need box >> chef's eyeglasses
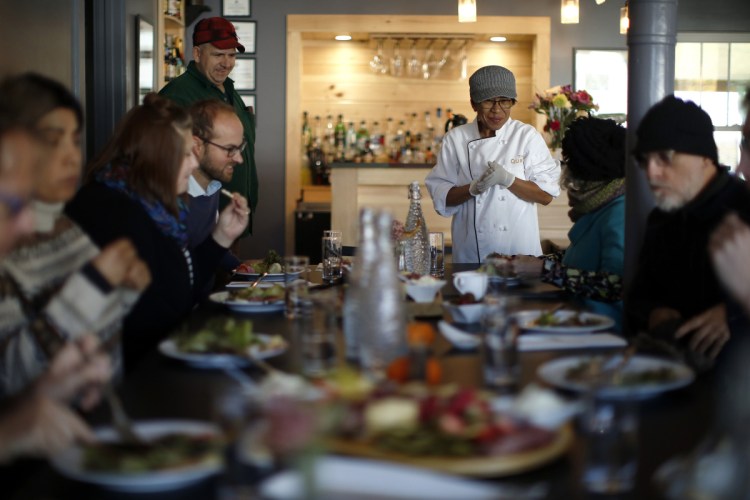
[479,98,516,111]
[634,150,676,170]
[202,137,247,157]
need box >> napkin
[438,321,627,351]
[519,333,627,351]
[259,456,546,499]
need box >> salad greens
[176,318,263,355]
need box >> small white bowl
[404,280,446,303]
[443,301,486,324]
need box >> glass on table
[321,230,343,282]
[581,396,639,494]
[480,294,519,393]
[428,231,444,278]
[284,255,311,319]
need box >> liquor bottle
[345,121,357,161]
[356,120,369,155]
[301,111,312,151]
[312,115,322,148]
[444,108,454,133]
[402,181,430,276]
[334,114,346,161]
[423,110,434,148]
[334,114,346,148]
[300,112,312,185]
[384,117,395,160]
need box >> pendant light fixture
[561,0,580,24]
[458,0,477,23]
[620,1,630,34]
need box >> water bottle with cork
[403,181,430,276]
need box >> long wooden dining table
[12,263,719,499]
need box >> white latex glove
[485,161,515,188]
[469,163,498,196]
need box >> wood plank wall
[300,38,536,136]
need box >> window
[675,36,750,169]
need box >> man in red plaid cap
[160,17,257,237]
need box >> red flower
[549,120,561,131]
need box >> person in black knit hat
[629,95,750,366]
[514,117,627,331]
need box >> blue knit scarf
[96,163,189,248]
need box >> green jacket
[159,61,257,234]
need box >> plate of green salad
[159,318,287,368]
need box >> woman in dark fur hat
[514,117,626,330]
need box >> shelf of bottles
[301,108,466,185]
[162,0,185,83]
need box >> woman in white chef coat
[425,65,560,263]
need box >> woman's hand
[212,192,250,248]
[91,238,151,292]
[0,394,95,463]
[35,335,111,410]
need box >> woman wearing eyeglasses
[67,93,249,368]
[425,65,560,263]
[0,74,150,396]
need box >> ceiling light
[335,35,352,41]
[489,36,507,42]
[561,0,579,24]
[596,0,606,4]
[458,0,477,23]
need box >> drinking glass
[321,230,343,282]
[428,231,444,278]
[582,396,639,494]
[390,40,404,77]
[284,255,311,319]
[480,295,519,392]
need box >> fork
[102,382,145,445]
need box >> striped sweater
[0,201,139,397]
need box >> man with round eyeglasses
[425,65,560,263]
[186,99,245,289]
[629,95,750,364]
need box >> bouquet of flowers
[530,85,599,150]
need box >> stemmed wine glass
[369,40,387,75]
[407,40,421,77]
[421,40,435,80]
[390,40,404,77]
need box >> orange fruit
[425,358,442,385]
[386,356,410,383]
[407,322,436,346]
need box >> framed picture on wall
[232,57,255,91]
[222,0,251,18]
[238,93,255,115]
[573,48,628,119]
[232,21,256,54]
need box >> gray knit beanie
[469,65,517,103]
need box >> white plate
[232,270,302,282]
[537,355,695,400]
[158,336,287,369]
[514,310,615,333]
[259,456,511,499]
[209,291,285,313]
[51,420,222,493]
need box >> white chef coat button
[478,229,483,233]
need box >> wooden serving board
[325,424,573,478]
